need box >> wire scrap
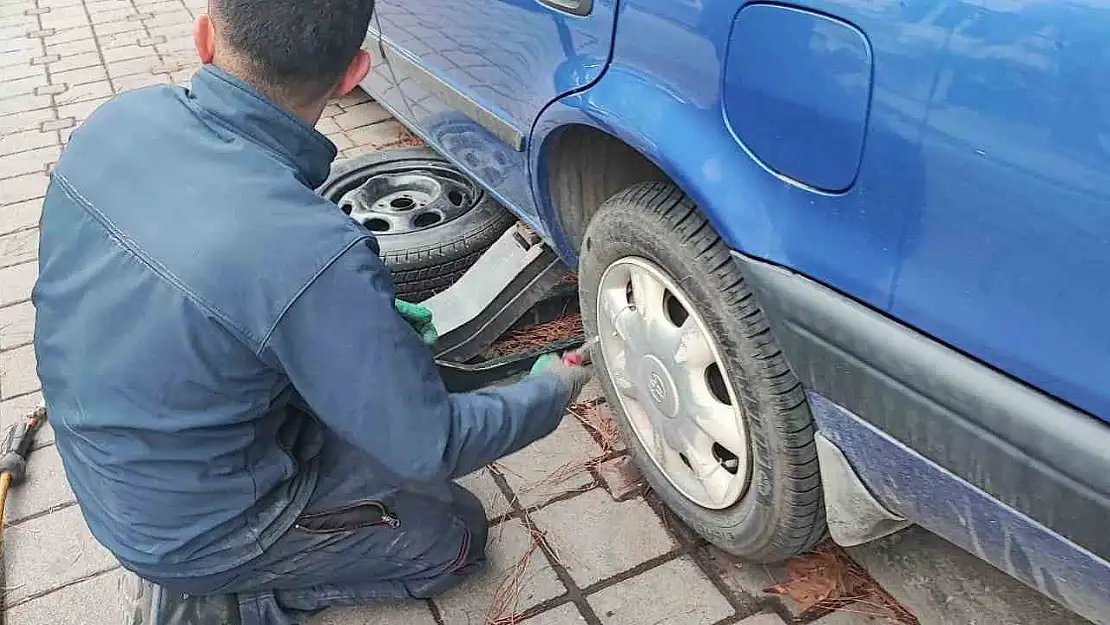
[485,511,562,625]
[568,399,622,452]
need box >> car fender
[528,65,784,268]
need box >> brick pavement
[0,1,854,624]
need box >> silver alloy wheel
[596,257,751,509]
[336,165,477,235]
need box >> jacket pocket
[294,500,401,534]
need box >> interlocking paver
[0,299,35,349]
[0,227,40,267]
[434,518,565,625]
[0,73,50,99]
[2,110,58,139]
[0,128,59,157]
[0,92,52,116]
[42,24,94,45]
[47,49,101,73]
[523,602,589,624]
[54,79,113,105]
[310,601,438,625]
[5,505,118,605]
[0,145,59,179]
[458,465,511,521]
[56,95,110,121]
[0,198,44,235]
[497,417,600,508]
[0,172,49,206]
[0,260,38,306]
[588,557,734,625]
[333,101,392,130]
[596,455,643,500]
[51,63,108,85]
[7,568,130,625]
[1,342,40,398]
[532,489,676,587]
[7,442,75,523]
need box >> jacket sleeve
[261,237,570,483]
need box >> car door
[370,0,617,227]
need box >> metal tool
[561,336,599,367]
[0,406,46,625]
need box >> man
[31,1,590,623]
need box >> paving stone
[106,55,154,79]
[5,504,117,605]
[112,70,172,92]
[0,72,49,99]
[0,299,34,349]
[45,35,98,57]
[596,455,643,500]
[46,49,101,73]
[458,466,511,521]
[0,127,58,157]
[56,95,110,121]
[102,42,148,63]
[315,116,341,135]
[0,259,36,306]
[309,600,438,625]
[700,544,779,614]
[42,24,94,45]
[52,63,109,86]
[434,518,565,625]
[0,61,46,83]
[333,101,391,130]
[40,116,74,131]
[0,198,42,234]
[39,7,89,30]
[1,343,40,398]
[55,78,113,104]
[0,92,52,116]
[335,89,371,108]
[93,18,145,36]
[7,442,75,523]
[497,417,600,508]
[7,568,133,625]
[0,144,58,179]
[1,390,52,448]
[345,120,414,153]
[0,172,48,206]
[0,227,40,266]
[589,557,733,625]
[533,489,675,587]
[34,82,68,95]
[738,613,789,625]
[0,107,56,136]
[523,602,589,624]
[328,131,354,152]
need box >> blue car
[355,1,1110,622]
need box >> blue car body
[358,0,1110,621]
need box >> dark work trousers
[148,429,489,625]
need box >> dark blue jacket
[32,65,569,579]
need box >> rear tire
[578,181,826,562]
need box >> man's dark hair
[213,0,376,106]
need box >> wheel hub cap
[596,257,751,510]
[333,165,478,235]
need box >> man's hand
[530,352,592,405]
[394,299,438,346]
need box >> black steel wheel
[319,148,515,301]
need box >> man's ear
[334,49,371,97]
[193,14,216,64]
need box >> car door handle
[539,0,592,17]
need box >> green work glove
[531,353,591,404]
[394,299,438,346]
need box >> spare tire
[318,148,516,302]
